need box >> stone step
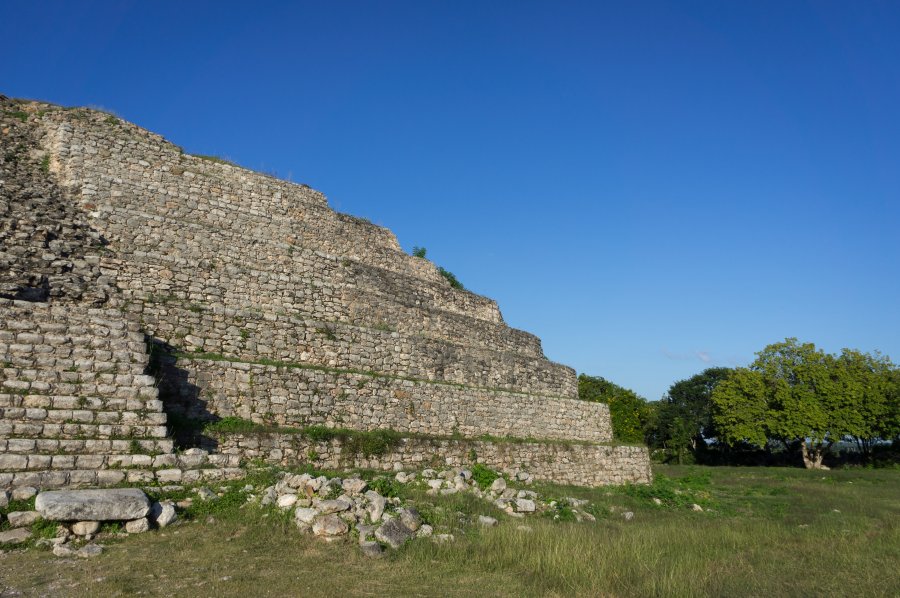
[0,466,245,490]
[0,437,174,455]
[0,395,163,414]
[0,452,240,472]
[99,215,501,324]
[1,380,157,400]
[0,407,166,426]
[117,251,544,360]
[0,421,169,439]
[131,300,574,398]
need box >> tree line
[579,338,900,469]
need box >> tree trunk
[800,442,830,470]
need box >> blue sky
[3,1,898,400]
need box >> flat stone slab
[0,528,32,545]
[36,488,151,522]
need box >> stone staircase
[0,298,241,489]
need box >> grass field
[0,465,898,597]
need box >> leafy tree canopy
[578,374,652,445]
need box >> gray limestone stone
[7,511,40,528]
[36,488,151,521]
[0,528,32,544]
[374,518,414,549]
[149,501,177,528]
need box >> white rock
[432,533,454,543]
[364,490,386,522]
[11,487,37,501]
[427,479,443,491]
[342,478,368,495]
[514,499,536,513]
[312,514,349,537]
[478,515,499,527]
[489,478,507,493]
[416,524,434,538]
[150,501,177,528]
[294,507,319,524]
[623,511,635,521]
[71,521,100,536]
[691,504,703,512]
[277,494,298,509]
[125,518,150,533]
[36,489,150,521]
[7,511,40,528]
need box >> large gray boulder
[36,488,151,521]
[374,518,414,549]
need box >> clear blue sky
[3,1,898,400]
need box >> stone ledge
[214,432,652,488]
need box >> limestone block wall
[214,433,653,487]
[35,108,581,404]
[126,301,575,398]
[163,357,612,443]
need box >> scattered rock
[0,491,8,508]
[478,515,499,527]
[11,487,37,501]
[315,499,351,514]
[125,518,150,534]
[357,540,383,557]
[514,499,536,513]
[623,511,634,521]
[312,514,349,538]
[196,487,217,501]
[53,544,76,557]
[78,543,104,558]
[0,528,32,545]
[416,524,433,538]
[690,504,703,512]
[398,507,422,532]
[374,518,414,549]
[432,533,454,543]
[652,498,663,506]
[276,494,298,510]
[365,490,386,522]
[36,489,151,522]
[295,507,319,525]
[150,501,177,528]
[71,521,101,536]
[7,511,40,528]
[342,478,368,495]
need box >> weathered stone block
[36,488,151,521]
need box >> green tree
[657,367,731,463]
[712,338,857,469]
[835,349,899,460]
[578,374,652,444]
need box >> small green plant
[373,322,395,333]
[39,155,50,173]
[368,476,404,498]
[412,246,427,259]
[239,329,250,341]
[187,304,204,313]
[30,519,59,540]
[306,448,319,461]
[105,115,119,125]
[316,326,336,341]
[438,267,464,290]
[470,463,500,490]
[5,110,28,123]
[204,416,263,434]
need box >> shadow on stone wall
[145,337,221,451]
